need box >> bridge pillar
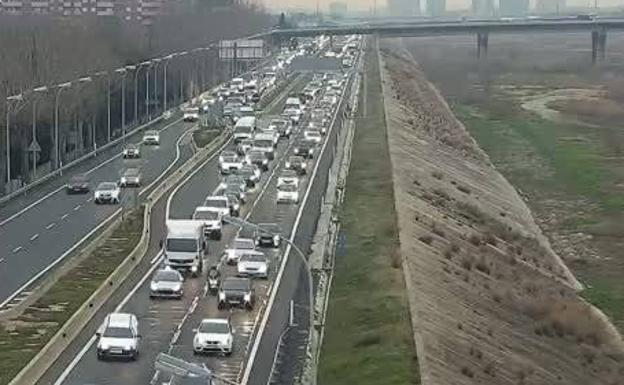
[591,29,607,64]
[477,32,489,59]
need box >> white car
[192,206,223,240]
[150,267,184,299]
[96,313,140,360]
[277,184,299,204]
[283,107,302,125]
[119,168,141,187]
[193,318,233,355]
[183,107,200,122]
[251,138,275,160]
[203,196,231,218]
[142,130,160,145]
[219,151,244,174]
[304,130,323,144]
[237,251,269,279]
[256,129,279,146]
[277,170,299,188]
[224,237,256,265]
[94,182,121,204]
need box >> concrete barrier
[8,128,231,385]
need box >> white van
[96,313,140,360]
[163,220,205,277]
[234,117,256,142]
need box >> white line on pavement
[61,214,69,220]
[12,246,22,253]
[45,223,56,230]
[73,205,81,211]
[30,234,39,241]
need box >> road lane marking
[0,258,4,264]
[61,214,69,220]
[46,222,56,230]
[30,234,39,241]
[12,246,22,253]
[73,205,81,211]
[86,197,92,202]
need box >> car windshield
[249,151,264,159]
[145,130,158,136]
[198,321,229,334]
[271,120,286,128]
[259,224,280,234]
[240,253,265,262]
[98,182,117,190]
[281,171,297,178]
[222,278,250,291]
[123,169,139,176]
[126,144,137,150]
[254,140,273,148]
[205,199,227,208]
[166,239,196,252]
[221,151,236,158]
[235,126,252,133]
[289,157,303,164]
[102,326,133,339]
[71,175,87,183]
[234,239,254,249]
[279,184,297,192]
[154,270,181,282]
[194,210,219,220]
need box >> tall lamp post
[116,67,129,146]
[222,215,315,383]
[162,54,176,113]
[53,82,72,170]
[140,61,151,122]
[151,58,161,117]
[31,86,49,180]
[94,71,111,143]
[78,77,95,151]
[5,93,24,186]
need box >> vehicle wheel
[217,302,225,310]
[245,302,254,311]
[94,199,100,205]
[225,350,233,356]
[216,232,222,241]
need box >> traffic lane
[0,115,185,223]
[0,123,195,304]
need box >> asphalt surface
[0,116,197,309]
[37,54,357,385]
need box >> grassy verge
[192,129,220,148]
[454,101,624,331]
[318,46,420,385]
[0,206,144,384]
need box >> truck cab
[163,220,205,277]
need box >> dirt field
[379,35,624,385]
[400,32,624,334]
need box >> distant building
[536,0,565,14]
[328,1,347,17]
[0,0,164,23]
[387,0,420,16]
[426,0,445,17]
[499,0,529,16]
[472,0,494,17]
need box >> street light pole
[53,82,72,170]
[5,94,23,186]
[222,215,315,384]
[94,71,111,143]
[152,59,160,116]
[163,56,171,113]
[117,67,129,146]
[77,77,94,151]
[31,86,48,180]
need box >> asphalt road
[37,58,356,385]
[0,117,197,309]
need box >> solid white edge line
[241,71,353,385]
[0,117,184,228]
[52,255,164,385]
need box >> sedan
[150,268,184,299]
[66,174,90,194]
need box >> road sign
[219,39,265,60]
[28,140,41,152]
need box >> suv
[67,174,90,194]
[193,318,234,355]
[277,170,299,188]
[192,207,223,240]
[245,150,269,172]
[236,139,253,156]
[120,168,141,187]
[219,151,244,175]
[269,118,292,138]
[254,223,281,248]
[293,140,315,159]
[94,182,121,204]
[251,138,275,160]
[203,196,230,218]
[122,143,140,158]
[238,165,261,188]
[237,251,269,279]
[142,130,160,145]
[285,156,307,175]
[218,277,255,310]
[96,313,140,360]
[220,175,247,193]
[304,130,322,144]
[224,237,256,265]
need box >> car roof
[107,313,134,327]
[200,318,229,325]
[280,170,298,177]
[123,168,139,175]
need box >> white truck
[233,117,256,143]
[192,207,223,240]
[163,220,205,277]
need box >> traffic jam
[59,34,362,385]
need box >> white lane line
[86,198,93,202]
[53,254,163,385]
[0,258,4,264]
[0,208,122,309]
[12,246,22,253]
[61,214,69,220]
[0,117,184,228]
[46,223,56,230]
[241,71,354,385]
[30,234,39,241]
[73,205,81,211]
[150,251,162,265]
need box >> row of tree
[0,0,272,192]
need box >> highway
[0,116,197,310]
[37,49,358,385]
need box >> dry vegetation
[378,39,624,384]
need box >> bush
[419,235,434,245]
[457,184,471,194]
[432,170,444,180]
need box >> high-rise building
[536,0,565,14]
[499,0,529,16]
[387,0,420,16]
[472,0,494,16]
[426,0,445,17]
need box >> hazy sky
[262,0,618,11]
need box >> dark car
[223,184,246,204]
[217,277,255,310]
[238,165,260,188]
[226,193,241,216]
[285,156,307,175]
[293,140,315,159]
[66,174,90,194]
[254,223,281,248]
[245,150,269,172]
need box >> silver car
[150,268,184,299]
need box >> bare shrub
[475,259,491,275]
[461,256,474,271]
[419,234,434,245]
[469,233,482,246]
[432,188,450,201]
[431,223,446,238]
[431,170,444,180]
[461,366,474,378]
[457,184,471,194]
[456,201,485,224]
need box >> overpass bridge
[259,18,624,63]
